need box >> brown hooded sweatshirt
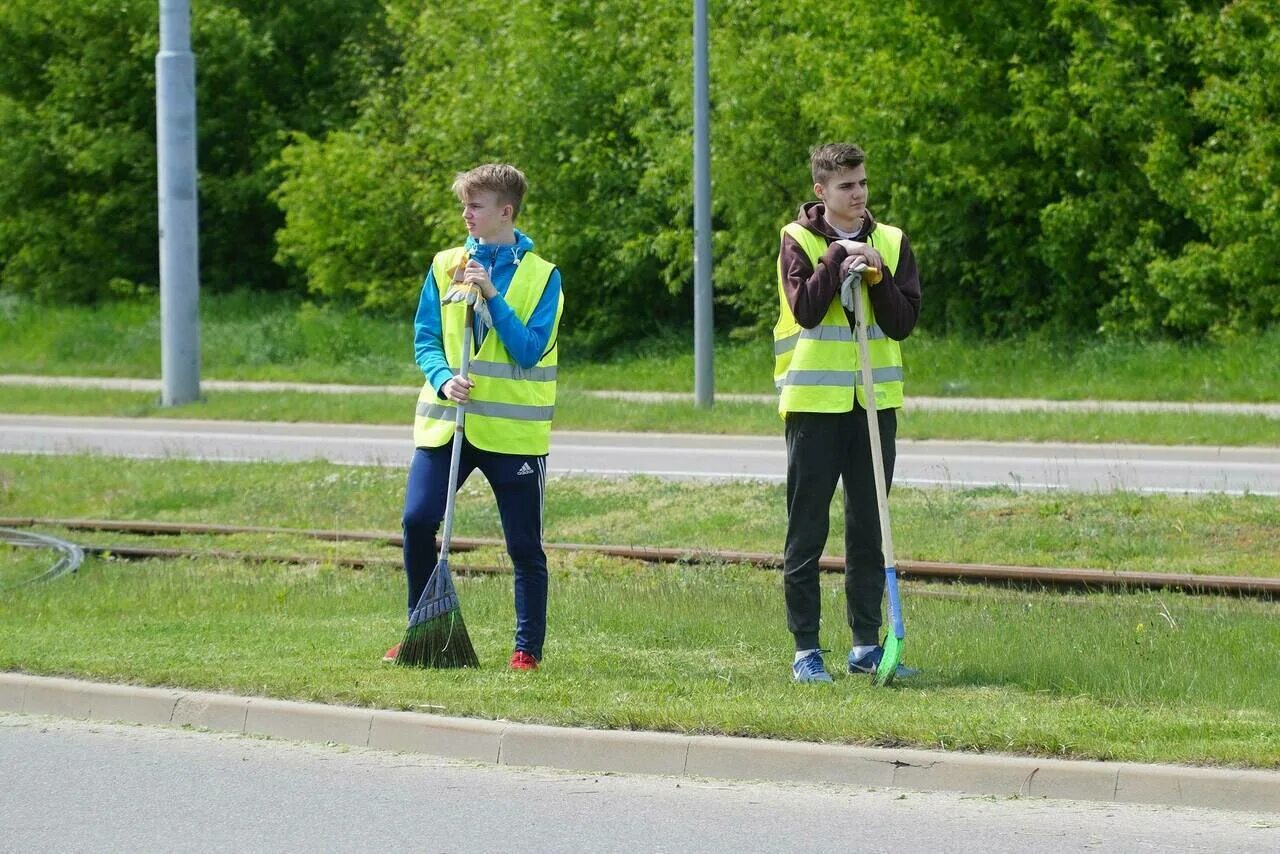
[778,202,921,340]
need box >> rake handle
[437,300,474,564]
[847,266,905,645]
[847,266,895,567]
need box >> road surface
[3,715,1276,853]
[2,415,1278,495]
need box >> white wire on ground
[0,528,84,587]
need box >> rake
[396,268,482,669]
[846,261,906,686]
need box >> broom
[396,262,482,668]
[846,260,906,686]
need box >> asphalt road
[4,715,1276,854]
[3,414,1278,495]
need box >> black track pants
[783,406,897,649]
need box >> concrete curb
[3,672,1277,813]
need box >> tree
[1140,0,1280,336]
[0,0,389,301]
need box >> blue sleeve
[485,268,563,369]
[413,268,456,397]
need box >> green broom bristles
[395,608,479,668]
[396,559,479,668]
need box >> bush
[4,0,1276,347]
[0,0,388,301]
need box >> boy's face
[460,190,512,241]
[814,164,868,230]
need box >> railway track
[1,516,1275,598]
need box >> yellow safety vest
[773,221,905,414]
[414,247,563,454]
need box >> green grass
[0,291,420,386]
[2,454,1278,577]
[3,290,1278,401]
[4,290,1276,767]
[2,551,1277,767]
[0,547,50,588]
[2,385,1277,446]
[3,453,1276,766]
[574,327,1280,402]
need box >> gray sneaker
[792,650,834,683]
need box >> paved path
[3,414,1278,495]
[589,389,1280,418]
[3,373,1277,417]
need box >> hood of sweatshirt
[463,228,535,293]
[796,202,878,242]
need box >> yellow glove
[448,252,471,284]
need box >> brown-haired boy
[774,143,922,682]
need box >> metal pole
[692,0,714,407]
[157,0,200,406]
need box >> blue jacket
[413,228,562,397]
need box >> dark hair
[810,143,865,185]
[452,163,528,220]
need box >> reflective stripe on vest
[773,322,888,356]
[775,365,905,390]
[417,400,558,423]
[466,360,558,382]
[773,221,905,414]
[413,247,562,454]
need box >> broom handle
[437,300,473,564]
[848,266,896,569]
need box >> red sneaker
[509,650,539,671]
[382,643,401,663]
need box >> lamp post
[692,0,714,407]
[157,0,200,405]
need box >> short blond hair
[451,163,528,220]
